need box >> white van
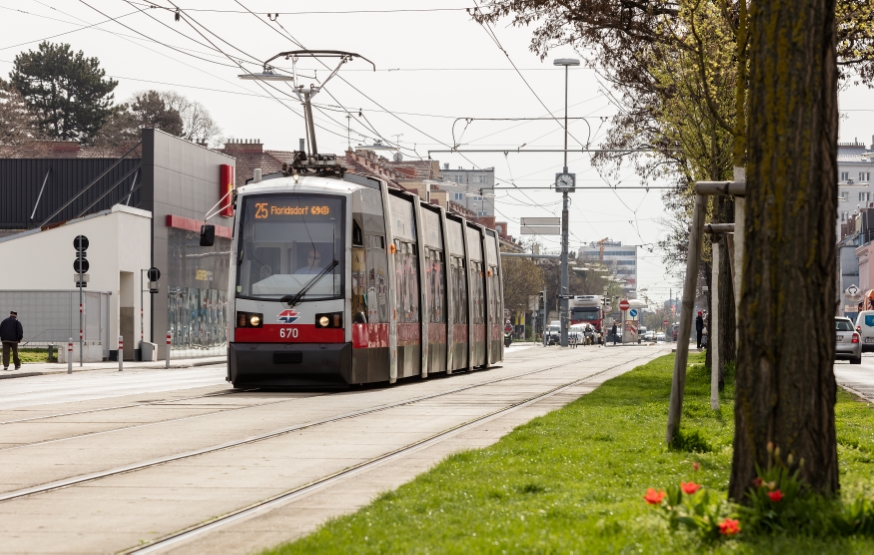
[855,311,874,352]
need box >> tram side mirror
[200,224,215,247]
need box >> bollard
[118,336,124,372]
[165,332,171,369]
[67,338,73,374]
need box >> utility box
[58,340,104,363]
[140,341,158,362]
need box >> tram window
[394,241,419,323]
[351,247,366,322]
[451,256,467,324]
[365,234,388,323]
[353,221,364,247]
[426,248,445,323]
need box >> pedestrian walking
[611,322,618,346]
[1,310,23,371]
[695,310,704,349]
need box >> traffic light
[73,235,89,287]
[538,291,545,310]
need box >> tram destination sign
[254,202,332,220]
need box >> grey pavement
[0,344,669,554]
[0,355,225,380]
[0,365,230,410]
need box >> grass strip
[267,354,874,553]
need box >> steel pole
[560,191,569,347]
[78,250,83,367]
[559,64,570,348]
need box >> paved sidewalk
[0,355,225,380]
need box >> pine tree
[10,41,117,142]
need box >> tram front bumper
[229,342,352,388]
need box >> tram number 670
[279,328,299,339]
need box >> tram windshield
[236,193,344,301]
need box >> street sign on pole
[629,308,638,318]
[520,217,560,236]
[619,299,630,311]
[663,319,669,326]
[521,225,561,235]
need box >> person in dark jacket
[1,310,23,370]
[695,310,704,349]
[611,322,618,346]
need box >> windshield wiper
[280,260,339,307]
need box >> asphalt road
[834,353,874,400]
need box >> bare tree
[0,79,39,158]
[158,91,221,146]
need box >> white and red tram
[208,169,504,388]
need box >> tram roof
[236,173,376,198]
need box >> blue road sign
[629,308,638,318]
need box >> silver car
[836,317,863,364]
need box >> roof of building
[838,141,869,163]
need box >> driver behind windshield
[298,247,325,274]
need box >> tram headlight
[236,311,263,328]
[315,312,343,328]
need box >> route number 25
[279,328,299,339]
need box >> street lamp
[553,57,579,348]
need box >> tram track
[0,348,661,506]
[124,348,665,554]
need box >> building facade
[0,129,235,360]
[837,140,874,234]
[438,164,496,217]
[577,239,638,296]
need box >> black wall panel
[0,158,144,229]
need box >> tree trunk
[729,0,839,500]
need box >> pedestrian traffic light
[147,267,161,293]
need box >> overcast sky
[3,1,872,306]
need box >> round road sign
[619,299,630,311]
[663,319,669,326]
[629,308,638,318]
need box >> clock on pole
[555,171,576,192]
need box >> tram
[201,154,505,388]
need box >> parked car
[837,316,863,364]
[643,331,655,341]
[656,332,666,342]
[855,310,874,352]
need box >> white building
[837,140,874,234]
[0,205,152,360]
[577,240,638,296]
[439,164,495,217]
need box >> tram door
[388,195,420,379]
[446,219,468,371]
[421,207,447,374]
[485,230,503,364]
[466,224,487,367]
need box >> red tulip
[643,488,666,505]
[681,481,701,495]
[752,477,763,488]
[768,490,784,502]
[718,518,741,536]
[692,462,701,472]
